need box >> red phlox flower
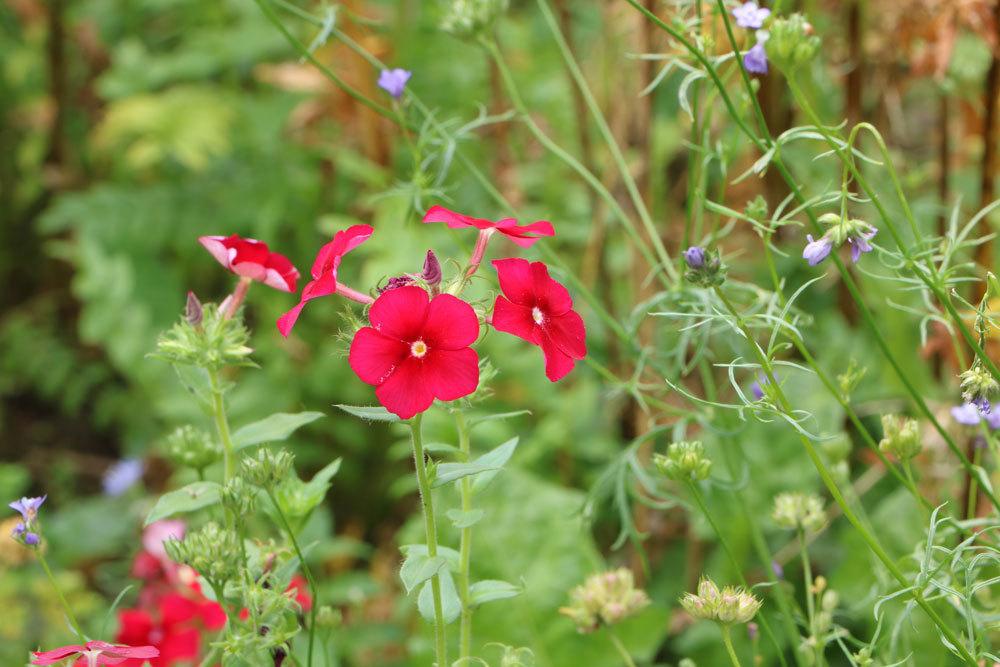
[199,235,299,293]
[31,640,158,666]
[349,286,480,419]
[422,206,555,248]
[490,258,586,382]
[116,590,225,666]
[277,224,374,336]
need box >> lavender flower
[951,403,982,426]
[103,458,144,497]
[24,532,39,546]
[733,1,771,29]
[743,42,769,75]
[684,246,706,269]
[802,234,833,265]
[848,228,877,263]
[9,496,45,523]
[377,68,412,99]
[986,409,1000,430]
[750,373,772,400]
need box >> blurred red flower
[199,235,299,293]
[31,641,158,666]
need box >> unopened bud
[185,291,203,326]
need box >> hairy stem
[208,368,236,482]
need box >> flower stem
[410,413,448,666]
[223,277,252,320]
[720,624,743,667]
[455,411,474,661]
[798,528,823,667]
[37,551,87,643]
[207,368,235,482]
[266,489,320,667]
[606,628,638,667]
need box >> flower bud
[744,195,769,222]
[441,0,509,39]
[241,449,295,489]
[680,577,761,625]
[684,246,706,269]
[163,425,221,472]
[683,247,727,287]
[820,435,852,464]
[960,365,998,414]
[878,414,921,461]
[654,441,712,482]
[422,250,442,288]
[154,303,253,370]
[559,568,650,633]
[316,605,342,628]
[766,14,821,72]
[165,522,242,584]
[185,291,203,326]
[772,492,825,533]
[221,476,257,515]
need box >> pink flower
[491,258,586,382]
[198,235,299,292]
[31,641,158,666]
[348,286,480,419]
[277,225,374,336]
[422,206,555,248]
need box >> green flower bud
[836,358,867,398]
[154,303,253,370]
[163,425,221,472]
[960,365,998,412]
[744,195,769,223]
[654,441,712,482]
[767,14,821,73]
[241,449,295,489]
[316,605,342,629]
[772,492,825,533]
[440,0,509,40]
[221,476,258,515]
[559,568,650,633]
[878,414,921,461]
[165,522,242,585]
[679,577,761,625]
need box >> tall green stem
[410,414,448,666]
[798,529,822,667]
[38,552,87,644]
[207,368,235,482]
[456,411,473,661]
[720,624,744,667]
[606,628,638,667]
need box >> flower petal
[369,286,429,342]
[545,310,587,359]
[540,334,576,382]
[310,224,373,280]
[198,236,234,269]
[421,294,480,350]
[491,296,540,345]
[423,348,480,402]
[31,645,85,665]
[422,205,494,231]
[492,258,535,306]
[530,261,572,316]
[349,327,409,385]
[494,218,556,247]
[276,274,338,337]
[375,357,435,419]
[263,252,300,292]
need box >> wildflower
[744,41,769,74]
[772,492,826,533]
[377,68,411,99]
[9,495,45,523]
[491,258,587,382]
[771,561,784,580]
[348,286,480,419]
[654,441,712,482]
[117,592,224,665]
[803,215,877,266]
[680,577,761,625]
[682,246,727,287]
[441,0,510,39]
[103,458,144,497]
[199,235,299,293]
[31,641,159,666]
[683,246,706,269]
[847,228,877,262]
[559,568,650,633]
[878,415,921,460]
[951,402,982,425]
[766,13,821,72]
[422,205,555,248]
[750,373,771,400]
[959,365,998,414]
[277,224,374,337]
[733,1,770,29]
[802,234,833,265]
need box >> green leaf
[469,579,521,607]
[467,410,531,429]
[400,553,447,594]
[417,568,461,625]
[233,411,324,450]
[447,508,485,528]
[400,544,461,572]
[335,404,400,422]
[433,437,519,488]
[144,481,221,526]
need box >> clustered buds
[766,14,820,73]
[241,449,295,490]
[654,441,712,482]
[803,213,877,266]
[440,0,509,39]
[680,577,762,625]
[772,492,825,533]
[878,414,921,461]
[559,568,650,634]
[221,476,258,516]
[8,495,45,548]
[163,425,221,473]
[959,364,998,414]
[683,246,726,287]
[164,522,242,585]
[155,303,253,370]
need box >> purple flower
[848,228,877,263]
[421,250,442,287]
[24,532,40,546]
[12,522,24,538]
[684,246,706,269]
[103,458,144,497]
[951,403,982,426]
[743,42,769,75]
[976,396,992,415]
[9,496,45,523]
[733,1,771,29]
[377,68,411,99]
[803,234,833,265]
[985,408,1000,430]
[750,373,772,400]
[771,560,784,579]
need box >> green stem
[207,368,235,482]
[606,627,638,667]
[720,624,744,667]
[266,489,319,667]
[410,414,448,666]
[37,552,87,644]
[456,411,473,661]
[798,529,822,667]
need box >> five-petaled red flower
[116,591,225,666]
[199,235,299,293]
[31,641,159,666]
[349,286,480,419]
[422,206,555,247]
[491,258,586,382]
[277,224,374,337]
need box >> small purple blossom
[743,42,769,75]
[24,532,40,546]
[733,1,771,29]
[952,402,983,426]
[12,522,24,538]
[684,246,706,269]
[803,234,833,265]
[750,373,772,400]
[986,409,1000,430]
[848,228,877,263]
[771,560,784,579]
[103,458,144,497]
[9,495,45,523]
[377,68,412,99]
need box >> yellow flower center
[410,340,428,358]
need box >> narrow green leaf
[469,579,521,606]
[144,481,221,526]
[233,411,324,450]
[432,437,519,488]
[335,404,400,422]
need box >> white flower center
[410,340,428,358]
[532,307,545,325]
